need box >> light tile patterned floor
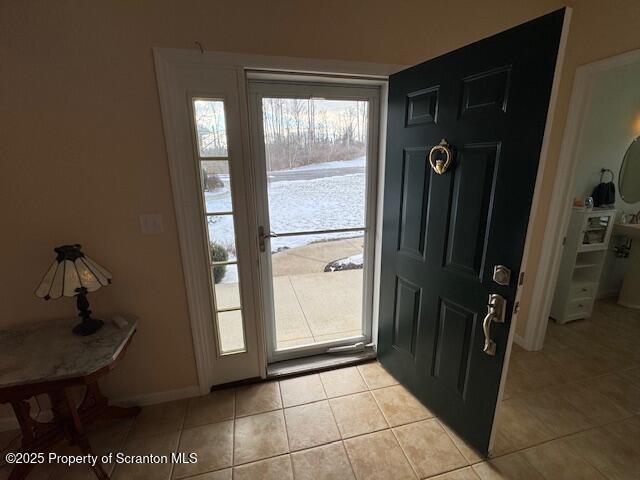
[1,300,638,479]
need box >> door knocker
[428,139,454,174]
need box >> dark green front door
[378,9,565,454]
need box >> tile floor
[1,300,638,479]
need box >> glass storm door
[249,80,380,362]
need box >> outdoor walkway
[215,238,364,351]
[272,238,364,349]
[273,270,363,349]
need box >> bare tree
[260,98,367,171]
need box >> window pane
[213,264,241,310]
[261,98,368,232]
[202,160,233,213]
[270,231,364,350]
[218,310,245,353]
[193,99,228,157]
[207,215,237,262]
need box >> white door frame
[517,47,640,352]
[246,77,383,363]
[154,47,402,394]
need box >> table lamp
[35,244,112,336]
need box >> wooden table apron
[0,331,140,480]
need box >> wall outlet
[139,214,164,234]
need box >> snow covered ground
[204,156,367,284]
[282,156,365,172]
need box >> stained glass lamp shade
[35,244,112,336]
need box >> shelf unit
[550,207,616,324]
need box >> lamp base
[73,317,104,336]
[73,292,103,336]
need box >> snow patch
[324,252,364,272]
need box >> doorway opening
[248,78,382,364]
[494,49,640,466]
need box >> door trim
[246,78,383,363]
[154,57,262,393]
[519,47,640,352]
[153,47,401,394]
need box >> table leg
[8,400,61,480]
[49,388,109,480]
[6,382,140,480]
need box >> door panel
[460,66,511,117]
[392,276,421,357]
[398,147,432,258]
[433,299,474,395]
[444,142,499,278]
[378,9,565,454]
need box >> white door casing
[154,57,261,391]
[154,48,401,392]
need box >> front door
[378,9,566,454]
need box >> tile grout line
[275,379,292,470]
[503,366,635,403]
[492,427,611,480]
[388,426,420,479]
[231,389,237,479]
[311,374,359,479]
[558,422,631,480]
[110,415,137,479]
[175,378,393,441]
[367,388,394,430]
[433,418,478,468]
[488,412,639,462]
[324,367,380,480]
[172,401,189,479]
[497,377,637,457]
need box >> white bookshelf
[550,207,616,324]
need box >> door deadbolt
[482,293,506,356]
[493,265,511,286]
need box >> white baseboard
[0,385,200,432]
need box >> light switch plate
[139,214,164,234]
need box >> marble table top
[0,316,137,390]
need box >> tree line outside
[195,98,369,172]
[195,98,370,283]
[262,98,368,171]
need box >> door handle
[258,226,278,253]
[482,293,506,356]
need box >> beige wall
[1,0,639,421]
[572,63,640,298]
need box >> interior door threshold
[267,348,376,379]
